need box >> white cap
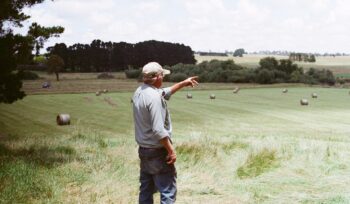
[142,62,170,77]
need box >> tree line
[125,57,335,85]
[289,53,316,62]
[46,40,196,72]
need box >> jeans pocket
[141,156,175,175]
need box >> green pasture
[1,87,350,203]
[195,54,350,77]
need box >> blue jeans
[138,147,177,204]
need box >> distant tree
[289,53,316,63]
[259,57,278,70]
[277,59,299,75]
[47,43,68,70]
[309,55,316,62]
[0,0,64,103]
[233,48,245,57]
[46,55,64,81]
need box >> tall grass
[237,148,279,178]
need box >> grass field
[195,54,350,78]
[1,86,350,203]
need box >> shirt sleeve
[161,87,172,100]
[148,93,168,141]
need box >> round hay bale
[210,94,216,99]
[282,88,288,93]
[103,89,108,93]
[42,81,51,88]
[96,91,101,96]
[57,114,70,125]
[311,93,317,98]
[186,93,193,99]
[300,99,309,106]
[233,87,240,94]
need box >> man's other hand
[166,152,177,164]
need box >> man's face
[153,72,164,88]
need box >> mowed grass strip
[1,87,350,202]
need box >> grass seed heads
[312,93,318,98]
[283,88,288,93]
[186,93,193,99]
[56,114,70,125]
[210,94,216,99]
[300,99,309,106]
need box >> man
[132,62,198,203]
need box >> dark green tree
[46,54,64,81]
[309,55,316,62]
[0,0,64,103]
[259,57,278,70]
[233,48,245,57]
[28,22,64,56]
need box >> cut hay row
[184,88,331,106]
[96,89,109,96]
[233,87,240,93]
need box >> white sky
[21,0,350,53]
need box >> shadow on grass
[176,140,248,164]
[0,143,80,203]
[0,143,77,168]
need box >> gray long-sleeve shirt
[132,84,172,148]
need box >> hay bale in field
[57,114,70,125]
[103,89,108,93]
[311,93,318,98]
[210,94,216,99]
[300,99,309,106]
[233,87,240,94]
[42,81,51,88]
[186,93,193,99]
[96,91,101,96]
[282,88,288,93]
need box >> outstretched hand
[183,76,199,87]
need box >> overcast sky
[21,0,350,53]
